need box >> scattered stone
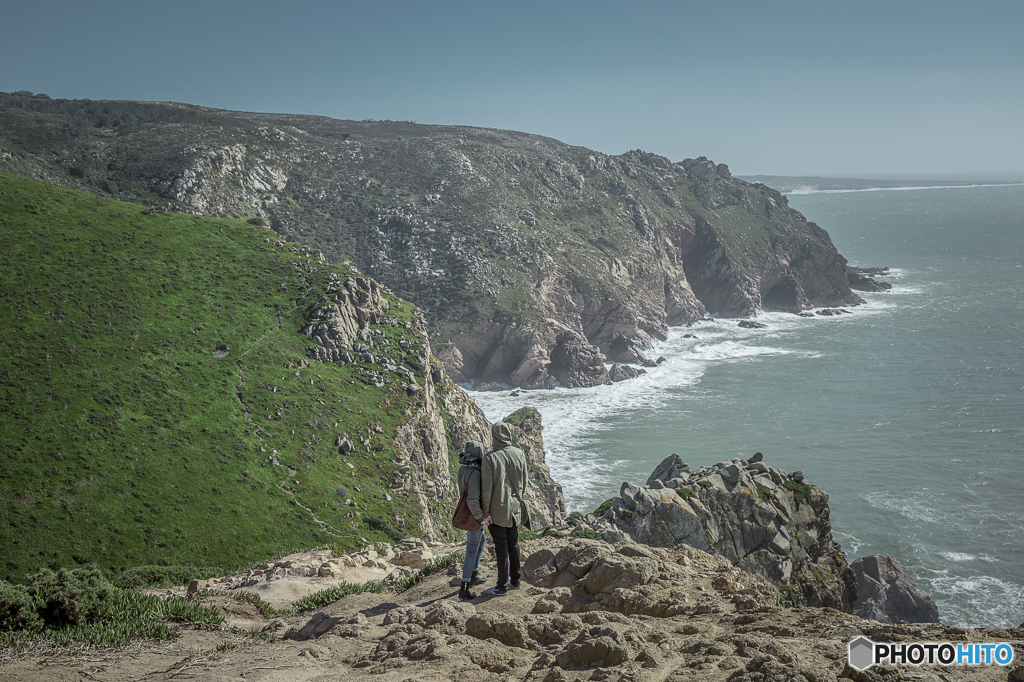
[284,611,344,640]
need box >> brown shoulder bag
[452,487,481,531]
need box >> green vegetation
[291,552,464,612]
[810,564,828,585]
[753,481,772,502]
[768,470,813,508]
[0,564,223,650]
[112,565,224,590]
[573,529,602,541]
[593,498,617,515]
[784,480,813,508]
[290,579,388,612]
[0,172,434,581]
[195,589,285,619]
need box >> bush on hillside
[0,565,117,632]
[113,565,219,590]
[29,566,117,629]
[0,582,43,632]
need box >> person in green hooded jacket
[479,422,530,596]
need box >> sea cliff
[0,92,886,389]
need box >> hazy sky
[3,1,1022,177]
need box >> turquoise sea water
[471,183,1024,628]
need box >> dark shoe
[509,580,521,590]
[469,571,486,587]
[458,582,477,601]
[481,585,508,596]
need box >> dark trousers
[488,522,520,587]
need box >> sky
[2,0,1022,178]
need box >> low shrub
[16,566,117,630]
[0,582,43,632]
[573,529,602,541]
[0,568,225,651]
[113,565,220,590]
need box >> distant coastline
[738,174,1024,194]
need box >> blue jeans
[462,529,486,582]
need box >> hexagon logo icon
[848,636,875,671]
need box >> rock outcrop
[851,554,940,624]
[847,266,893,292]
[501,407,568,526]
[0,93,872,389]
[577,453,857,611]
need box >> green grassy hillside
[0,172,437,582]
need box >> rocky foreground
[2,536,1020,682]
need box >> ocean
[470,183,1024,629]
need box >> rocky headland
[0,92,892,389]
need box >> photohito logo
[848,636,1015,671]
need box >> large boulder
[851,554,939,624]
[645,453,690,486]
[583,553,659,595]
[547,331,610,388]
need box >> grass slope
[0,172,434,582]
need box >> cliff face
[298,266,567,535]
[0,93,869,389]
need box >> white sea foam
[833,531,863,556]
[918,570,1024,629]
[787,183,1022,195]
[939,551,976,563]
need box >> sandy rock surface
[1,536,1020,682]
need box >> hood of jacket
[492,422,513,447]
[459,440,484,467]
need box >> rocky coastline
[0,95,894,390]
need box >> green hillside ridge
[0,171,465,582]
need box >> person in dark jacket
[456,440,487,600]
[479,422,530,596]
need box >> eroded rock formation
[576,453,858,611]
[115,534,1020,682]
